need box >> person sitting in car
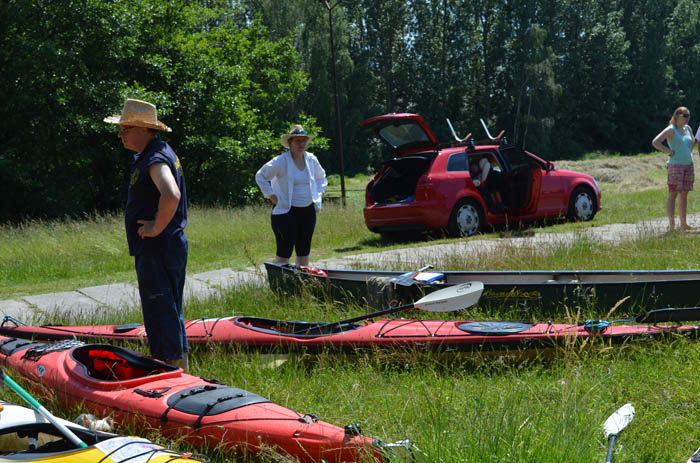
[469,155,505,212]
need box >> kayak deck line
[1,312,699,353]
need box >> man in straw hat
[105,99,189,373]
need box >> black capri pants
[271,204,317,258]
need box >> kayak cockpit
[234,317,362,337]
[0,423,114,454]
[0,401,116,455]
[68,344,182,390]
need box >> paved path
[2,213,698,321]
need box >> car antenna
[480,118,507,144]
[446,118,474,148]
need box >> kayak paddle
[388,265,433,287]
[293,282,483,335]
[0,367,88,448]
[603,403,634,463]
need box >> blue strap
[583,320,612,333]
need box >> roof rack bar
[480,119,507,144]
[480,119,497,140]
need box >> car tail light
[365,182,374,205]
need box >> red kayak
[2,306,699,352]
[0,336,402,462]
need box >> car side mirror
[546,162,554,172]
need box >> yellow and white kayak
[0,401,205,462]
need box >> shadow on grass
[333,246,363,253]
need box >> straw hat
[104,99,172,132]
[281,125,314,148]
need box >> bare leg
[295,255,310,267]
[274,256,290,264]
[679,191,692,229]
[667,191,678,231]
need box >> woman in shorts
[652,106,696,231]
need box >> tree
[665,0,700,113]
[548,0,630,156]
[0,0,315,221]
[616,0,675,154]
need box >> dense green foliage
[0,0,317,221]
[243,0,700,171]
[2,0,700,221]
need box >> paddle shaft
[290,302,415,335]
[605,434,617,463]
[330,302,415,327]
[0,369,88,448]
[291,282,483,335]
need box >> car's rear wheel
[567,186,596,221]
[448,199,484,237]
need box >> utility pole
[319,0,346,206]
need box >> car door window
[499,146,534,170]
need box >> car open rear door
[361,113,439,155]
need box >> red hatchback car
[362,113,601,237]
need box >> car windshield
[378,122,432,149]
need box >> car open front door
[498,145,542,214]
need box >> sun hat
[104,99,172,132]
[281,125,314,148]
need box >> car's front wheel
[448,199,484,237]
[567,186,596,221]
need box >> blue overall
[125,137,189,362]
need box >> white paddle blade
[413,282,484,312]
[604,403,635,438]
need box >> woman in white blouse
[255,125,327,266]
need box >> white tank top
[291,165,312,207]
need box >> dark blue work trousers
[134,231,189,362]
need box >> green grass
[2,156,700,462]
[2,184,698,299]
